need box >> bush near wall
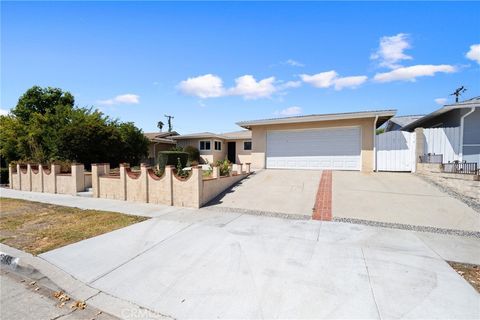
[157,151,189,173]
[0,168,8,184]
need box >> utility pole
[164,114,174,132]
[450,86,467,103]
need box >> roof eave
[236,110,396,129]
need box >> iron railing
[419,153,443,164]
[443,161,478,175]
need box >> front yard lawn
[0,197,148,255]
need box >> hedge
[157,151,189,173]
[183,145,200,163]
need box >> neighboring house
[401,97,480,164]
[144,131,179,165]
[237,110,395,172]
[173,130,252,164]
[384,115,424,132]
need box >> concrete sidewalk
[2,188,480,319]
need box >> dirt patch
[0,198,148,255]
[448,261,480,293]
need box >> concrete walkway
[333,171,480,232]
[2,188,480,319]
[205,170,322,218]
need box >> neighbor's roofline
[402,101,479,130]
[236,110,397,128]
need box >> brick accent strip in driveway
[312,170,332,221]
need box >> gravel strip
[333,217,480,238]
[416,174,480,213]
[202,206,312,220]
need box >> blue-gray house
[401,97,480,164]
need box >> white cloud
[301,71,338,88]
[333,76,368,90]
[301,71,367,90]
[278,80,302,90]
[228,75,277,100]
[178,74,302,99]
[0,108,9,116]
[98,94,140,105]
[178,74,224,98]
[434,98,447,105]
[466,44,480,65]
[284,59,305,67]
[275,106,302,116]
[373,64,456,82]
[371,33,412,69]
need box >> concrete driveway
[205,169,322,218]
[40,209,480,319]
[333,171,480,232]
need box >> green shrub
[183,145,200,163]
[175,157,189,179]
[215,159,231,176]
[0,168,9,184]
[157,151,188,173]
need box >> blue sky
[2,1,479,134]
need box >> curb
[0,244,172,320]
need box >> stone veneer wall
[9,163,91,195]
[92,163,251,208]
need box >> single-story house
[144,131,179,165]
[237,110,395,172]
[401,97,480,164]
[173,130,252,164]
[384,115,424,132]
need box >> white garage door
[266,127,361,170]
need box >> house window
[199,140,211,150]
[214,141,222,151]
[244,141,252,150]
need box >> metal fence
[443,161,478,175]
[419,153,443,164]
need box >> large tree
[0,86,149,166]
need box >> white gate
[423,127,461,163]
[376,131,415,172]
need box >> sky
[1,1,480,134]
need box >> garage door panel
[266,127,361,170]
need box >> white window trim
[243,140,252,151]
[199,140,211,151]
[214,140,222,151]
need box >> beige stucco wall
[19,168,31,191]
[148,168,173,205]
[250,118,375,172]
[125,169,148,203]
[31,168,43,192]
[172,168,202,208]
[98,177,124,200]
[43,167,58,194]
[176,138,227,164]
[201,174,246,205]
[228,139,252,164]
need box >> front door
[227,142,236,163]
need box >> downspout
[459,107,475,161]
[373,115,379,172]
